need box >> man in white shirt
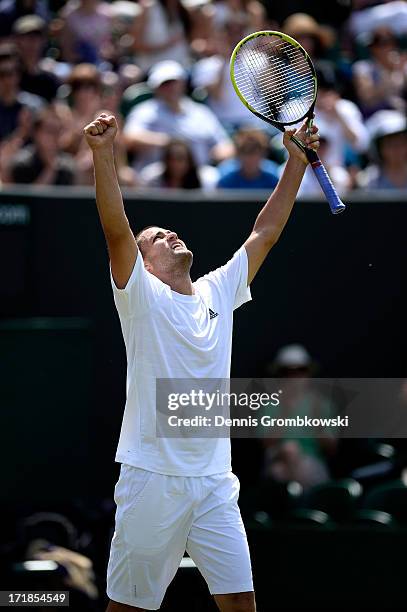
[123,60,235,171]
[84,113,320,612]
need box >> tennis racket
[230,30,346,214]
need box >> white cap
[111,1,142,19]
[147,61,187,89]
[366,110,407,142]
[273,344,312,369]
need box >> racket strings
[234,35,315,124]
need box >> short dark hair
[135,225,158,257]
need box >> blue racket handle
[305,150,346,215]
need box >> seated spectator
[298,132,351,197]
[184,0,215,59]
[124,60,234,170]
[191,23,266,131]
[353,27,407,118]
[260,344,337,490]
[313,61,369,170]
[0,0,50,40]
[60,0,113,65]
[0,42,43,140]
[359,109,407,190]
[61,64,102,157]
[4,106,76,185]
[282,13,335,61]
[130,0,191,73]
[12,15,59,102]
[140,138,218,189]
[0,42,44,181]
[217,128,279,190]
[109,0,143,67]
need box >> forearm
[253,155,306,243]
[93,147,130,240]
[124,129,169,151]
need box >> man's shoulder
[217,168,241,188]
[126,98,159,124]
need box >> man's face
[138,227,193,277]
[15,31,45,61]
[34,116,62,157]
[155,79,185,105]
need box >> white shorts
[106,464,253,610]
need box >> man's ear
[144,260,153,273]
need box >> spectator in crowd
[123,59,234,170]
[0,0,50,39]
[359,109,407,190]
[191,22,266,131]
[0,42,43,141]
[3,105,76,185]
[76,71,139,187]
[217,127,279,190]
[211,0,268,35]
[353,27,407,119]
[12,15,59,102]
[18,512,99,610]
[140,137,218,189]
[109,0,143,67]
[349,0,407,39]
[0,42,44,180]
[184,0,215,59]
[130,0,191,73]
[260,344,337,490]
[298,132,351,197]
[313,61,369,172]
[58,66,138,186]
[60,0,113,65]
[282,13,335,62]
[61,63,102,157]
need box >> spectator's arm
[123,127,170,152]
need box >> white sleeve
[124,101,156,134]
[110,251,165,319]
[198,246,252,311]
[337,99,369,153]
[200,105,231,147]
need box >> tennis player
[84,113,320,612]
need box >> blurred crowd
[0,0,407,192]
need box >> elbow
[262,228,280,249]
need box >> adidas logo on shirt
[209,308,219,320]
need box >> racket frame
[230,30,346,214]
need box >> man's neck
[159,271,194,295]
[241,165,262,180]
[161,98,182,114]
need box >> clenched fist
[84,113,118,150]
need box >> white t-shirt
[111,246,252,476]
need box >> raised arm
[84,113,137,289]
[244,122,320,285]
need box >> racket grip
[306,152,346,215]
